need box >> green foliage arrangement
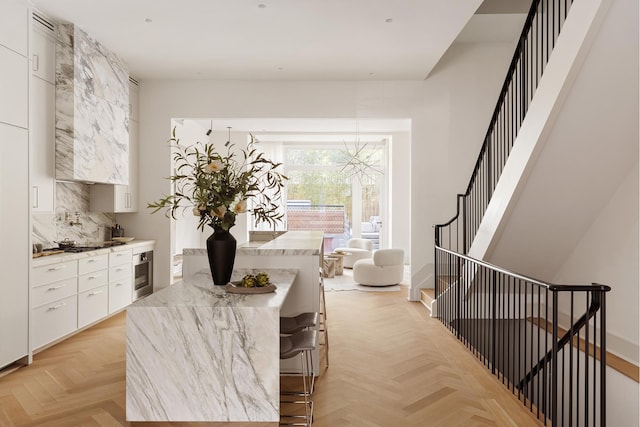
[148,127,287,232]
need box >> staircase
[419,288,434,314]
[430,0,614,425]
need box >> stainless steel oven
[133,250,153,301]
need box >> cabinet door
[109,279,132,313]
[0,124,29,368]
[30,76,56,212]
[0,46,28,128]
[31,295,77,350]
[31,29,55,84]
[78,286,108,328]
[119,119,138,212]
[0,0,28,56]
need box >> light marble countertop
[131,268,296,309]
[125,267,297,423]
[183,230,323,257]
[32,239,156,267]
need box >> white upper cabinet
[0,0,28,55]
[30,76,56,212]
[0,46,28,128]
[31,19,56,84]
[30,12,57,213]
[0,0,28,129]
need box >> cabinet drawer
[31,294,77,350]
[31,277,76,308]
[32,260,77,286]
[78,285,108,328]
[109,263,131,282]
[109,279,132,313]
[78,269,108,293]
[109,249,132,267]
[78,254,109,275]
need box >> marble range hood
[55,24,129,185]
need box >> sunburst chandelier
[338,138,383,184]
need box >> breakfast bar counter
[181,231,324,375]
[125,268,297,423]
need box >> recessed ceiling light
[258,4,266,8]
[145,18,153,23]
[385,18,393,23]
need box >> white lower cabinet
[78,269,108,293]
[32,259,77,285]
[78,254,108,276]
[31,277,76,308]
[78,286,108,328]
[77,254,109,329]
[31,248,140,351]
[31,295,78,350]
[31,260,78,350]
[109,262,132,313]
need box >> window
[252,138,387,251]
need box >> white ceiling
[29,0,529,81]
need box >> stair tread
[420,288,435,299]
[420,289,435,312]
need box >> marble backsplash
[33,181,115,247]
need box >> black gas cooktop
[43,241,127,253]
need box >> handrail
[435,0,576,255]
[434,245,609,426]
[431,0,611,424]
[436,246,611,293]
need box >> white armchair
[353,249,404,286]
[334,238,373,268]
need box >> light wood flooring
[0,287,542,426]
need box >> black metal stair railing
[435,246,610,426]
[431,0,611,425]
[435,0,575,256]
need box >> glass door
[269,139,387,251]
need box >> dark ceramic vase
[206,227,237,285]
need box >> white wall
[123,39,517,290]
[479,0,639,363]
[171,119,207,255]
[172,122,251,255]
[553,162,639,363]
[409,41,518,296]
[389,131,411,262]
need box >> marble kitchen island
[125,268,297,423]
[182,231,324,375]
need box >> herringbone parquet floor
[0,287,541,426]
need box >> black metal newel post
[551,292,558,426]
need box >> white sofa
[353,249,404,286]
[334,238,373,268]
